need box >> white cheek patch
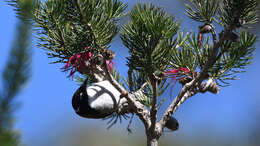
[87,80,121,111]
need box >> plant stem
[147,135,159,146]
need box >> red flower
[167,67,191,96]
[167,67,190,84]
[63,51,92,77]
[167,67,190,81]
[106,60,115,71]
[167,67,190,75]
[198,33,203,48]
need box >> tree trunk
[147,136,159,146]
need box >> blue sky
[1,0,260,145]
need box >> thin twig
[139,82,148,91]
[127,114,134,134]
[128,64,134,91]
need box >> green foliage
[170,32,199,72]
[125,70,146,91]
[185,0,219,23]
[143,79,170,108]
[110,68,126,87]
[170,30,257,86]
[0,130,20,146]
[31,0,258,102]
[185,0,258,27]
[6,0,36,20]
[0,1,32,145]
[211,31,257,86]
[124,70,170,108]
[1,23,31,99]
[0,22,31,145]
[191,34,213,70]
[1,0,258,145]
[181,0,258,86]
[218,0,258,27]
[34,0,127,64]
[33,0,258,88]
[121,3,180,75]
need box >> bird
[72,80,122,119]
[72,79,179,131]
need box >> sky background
[1,0,260,146]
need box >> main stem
[147,137,158,146]
[145,123,162,146]
[147,132,159,146]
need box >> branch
[127,65,134,91]
[209,24,217,45]
[159,24,234,130]
[214,39,232,63]
[150,79,158,132]
[159,78,219,130]
[102,59,151,129]
[158,81,192,129]
[196,25,234,84]
[139,82,148,90]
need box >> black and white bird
[72,80,124,119]
[72,80,179,131]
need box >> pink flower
[167,67,190,76]
[62,51,93,77]
[167,67,190,84]
[198,33,203,48]
[106,60,115,71]
[167,67,190,96]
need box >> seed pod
[199,24,212,34]
[200,78,220,94]
[206,79,220,94]
[103,49,115,60]
[234,18,246,28]
[165,116,179,131]
[94,54,103,65]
